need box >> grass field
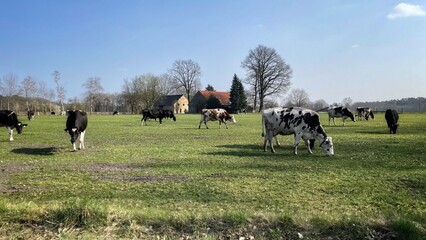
[0,112,425,239]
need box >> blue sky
[1,0,425,104]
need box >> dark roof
[156,95,185,106]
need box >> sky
[1,0,425,104]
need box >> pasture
[0,112,425,239]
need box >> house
[154,95,188,114]
[189,90,231,113]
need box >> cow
[356,107,375,121]
[198,108,236,129]
[51,111,56,116]
[140,109,176,126]
[262,107,315,153]
[64,110,88,151]
[0,110,27,141]
[163,110,176,121]
[262,107,334,156]
[328,106,355,126]
[27,110,35,121]
[385,109,399,134]
[113,111,119,116]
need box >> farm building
[154,95,188,114]
[189,90,231,113]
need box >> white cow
[262,107,334,156]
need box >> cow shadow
[11,147,57,156]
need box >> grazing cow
[163,110,177,121]
[198,108,236,129]
[385,109,399,134]
[0,110,27,141]
[262,107,315,153]
[140,109,176,125]
[356,107,375,121]
[113,111,119,116]
[51,111,56,116]
[27,110,35,121]
[262,107,334,156]
[64,110,88,151]
[328,106,355,126]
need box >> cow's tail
[261,115,265,137]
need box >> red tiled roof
[199,91,231,105]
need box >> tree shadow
[11,147,57,156]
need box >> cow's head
[229,115,236,124]
[65,127,79,144]
[15,122,27,134]
[319,137,334,156]
[390,124,399,134]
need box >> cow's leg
[159,117,163,125]
[79,130,86,150]
[223,121,229,129]
[263,130,275,153]
[342,117,346,126]
[204,120,209,129]
[302,136,313,154]
[274,136,281,146]
[333,117,336,126]
[293,132,303,155]
[7,127,13,141]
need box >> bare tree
[241,45,292,112]
[52,70,65,113]
[158,73,177,96]
[83,77,104,114]
[1,74,21,110]
[312,99,329,111]
[168,59,202,105]
[342,97,353,108]
[21,76,37,111]
[286,88,310,107]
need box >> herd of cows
[0,106,400,153]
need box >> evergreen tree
[205,84,215,91]
[229,74,247,113]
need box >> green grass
[0,112,425,239]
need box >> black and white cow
[262,107,334,156]
[113,111,119,116]
[198,108,236,129]
[27,110,35,121]
[262,107,315,152]
[140,109,176,126]
[328,106,355,126]
[0,110,27,141]
[385,109,399,134]
[64,110,88,151]
[356,107,375,121]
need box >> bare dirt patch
[0,164,32,193]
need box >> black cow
[163,110,176,121]
[51,111,56,116]
[27,110,35,121]
[385,109,399,134]
[140,109,176,125]
[328,106,355,126]
[0,110,27,141]
[65,110,88,151]
[113,111,119,116]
